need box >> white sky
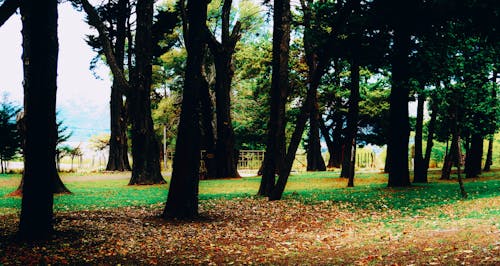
[0,2,111,143]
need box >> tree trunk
[306,88,326,171]
[214,53,240,178]
[340,56,360,184]
[387,24,411,187]
[199,79,217,178]
[465,134,483,178]
[18,0,58,240]
[413,93,426,183]
[341,3,360,187]
[163,0,207,219]
[107,0,131,171]
[0,0,19,28]
[484,135,493,171]
[258,0,290,197]
[128,0,165,185]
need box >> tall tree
[127,0,164,184]
[77,0,165,184]
[205,0,242,178]
[340,0,361,187]
[18,0,58,240]
[258,0,290,196]
[301,0,326,172]
[106,0,132,171]
[163,0,208,219]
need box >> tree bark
[258,0,290,196]
[465,134,483,178]
[18,0,58,240]
[484,135,493,171]
[128,0,165,185]
[106,0,131,171]
[306,87,326,171]
[387,23,411,187]
[199,77,217,178]
[163,0,208,219]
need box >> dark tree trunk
[441,134,456,180]
[484,135,493,171]
[18,0,58,240]
[306,87,326,171]
[107,0,131,172]
[341,1,360,187]
[214,53,240,178]
[258,0,290,197]
[465,134,483,178]
[199,79,217,178]
[128,0,165,185]
[302,0,325,172]
[163,0,207,219]
[341,49,360,187]
[387,24,411,187]
[207,0,241,179]
[413,93,426,183]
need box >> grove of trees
[0,0,498,239]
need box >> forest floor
[0,171,499,265]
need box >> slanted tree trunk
[484,135,493,171]
[163,0,208,219]
[106,0,131,172]
[0,0,19,27]
[331,110,344,168]
[18,0,58,240]
[258,0,290,197]
[387,23,411,187]
[465,134,483,178]
[128,0,165,185]
[413,92,426,183]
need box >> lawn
[0,170,499,265]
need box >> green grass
[0,171,499,216]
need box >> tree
[205,0,242,179]
[163,0,209,219]
[258,0,291,197]
[0,96,21,173]
[76,0,165,184]
[18,0,58,240]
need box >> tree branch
[74,0,130,93]
[0,0,19,28]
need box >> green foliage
[0,96,21,168]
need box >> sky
[0,2,111,144]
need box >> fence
[163,149,377,172]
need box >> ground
[0,171,499,265]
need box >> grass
[1,170,499,218]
